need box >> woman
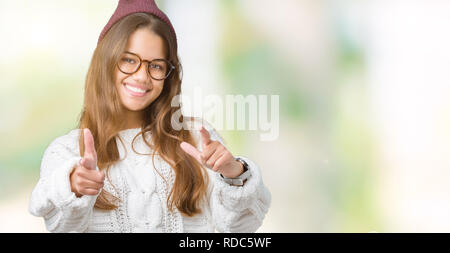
[29,0,271,233]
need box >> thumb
[82,128,98,170]
[180,141,202,163]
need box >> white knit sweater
[28,122,271,233]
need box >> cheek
[115,71,127,89]
[146,83,164,104]
[114,71,126,93]
[152,82,164,96]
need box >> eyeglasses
[117,51,176,81]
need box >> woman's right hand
[70,128,105,197]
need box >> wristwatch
[220,157,252,186]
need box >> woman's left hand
[180,126,244,178]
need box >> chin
[123,102,149,112]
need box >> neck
[123,109,143,129]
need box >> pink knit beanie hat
[97,0,177,47]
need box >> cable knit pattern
[29,119,271,233]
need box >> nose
[131,62,151,83]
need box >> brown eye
[121,57,135,64]
[150,63,163,70]
[118,53,141,74]
[121,57,136,64]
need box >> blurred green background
[1,0,450,232]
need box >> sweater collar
[118,128,142,140]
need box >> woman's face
[115,27,166,113]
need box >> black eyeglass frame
[117,51,176,81]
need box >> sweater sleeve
[28,131,99,233]
[197,121,271,233]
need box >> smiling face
[115,27,167,126]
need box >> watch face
[221,159,252,186]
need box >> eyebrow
[124,51,165,61]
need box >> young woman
[29,0,271,233]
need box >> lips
[123,83,150,97]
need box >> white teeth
[125,84,146,93]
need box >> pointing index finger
[180,141,202,163]
[200,126,211,148]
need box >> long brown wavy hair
[77,13,209,216]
